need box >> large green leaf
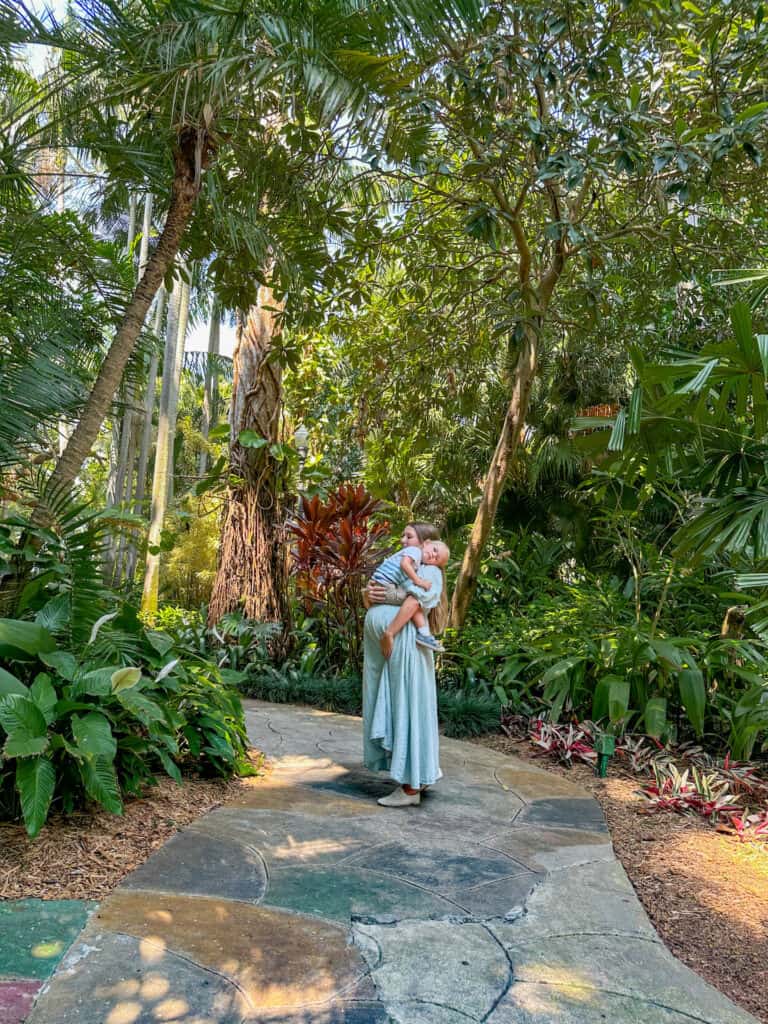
[0,619,56,656]
[0,695,49,758]
[608,679,630,724]
[30,675,58,725]
[678,668,706,736]
[0,667,29,697]
[157,748,182,785]
[644,696,668,738]
[16,756,56,838]
[40,650,78,681]
[117,689,166,725]
[75,667,119,696]
[71,712,117,760]
[79,757,122,814]
[592,674,624,721]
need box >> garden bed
[0,772,254,902]
[473,732,768,1024]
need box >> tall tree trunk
[141,266,189,616]
[208,288,288,627]
[449,327,538,631]
[44,143,199,500]
[115,193,156,584]
[126,288,165,582]
[105,194,140,517]
[166,273,190,510]
[198,303,220,476]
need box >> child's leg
[402,597,431,635]
[412,607,427,631]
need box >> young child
[371,525,450,652]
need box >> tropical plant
[288,483,391,670]
[0,614,251,838]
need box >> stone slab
[121,829,267,903]
[254,1002,391,1023]
[25,929,243,1024]
[494,765,586,801]
[488,983,726,1023]
[303,765,401,801]
[386,1003,479,1024]
[485,826,613,872]
[498,859,657,941]
[514,797,607,832]
[95,891,375,1014]
[0,979,41,1024]
[0,900,96,981]
[191,807,380,868]
[354,919,510,1021]
[265,865,462,923]
[447,871,543,919]
[347,838,526,895]
[495,934,757,1023]
[232,778,382,817]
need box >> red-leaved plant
[288,484,391,671]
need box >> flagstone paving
[0,899,96,1024]
[18,700,760,1024]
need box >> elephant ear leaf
[16,756,56,838]
[79,757,122,815]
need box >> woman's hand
[366,582,391,605]
[380,630,394,659]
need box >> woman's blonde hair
[407,521,449,635]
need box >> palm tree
[6,0,422,500]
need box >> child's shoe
[415,633,445,653]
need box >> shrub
[442,566,768,757]
[438,686,502,738]
[0,614,252,838]
[288,483,391,671]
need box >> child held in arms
[371,524,450,653]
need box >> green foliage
[443,559,768,758]
[0,613,251,838]
[437,687,501,739]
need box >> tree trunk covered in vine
[207,288,288,627]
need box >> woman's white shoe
[377,786,421,807]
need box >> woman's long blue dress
[362,564,443,789]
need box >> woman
[362,522,448,807]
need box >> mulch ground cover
[0,774,246,902]
[473,732,768,1024]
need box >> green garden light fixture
[594,732,616,778]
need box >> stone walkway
[23,700,758,1024]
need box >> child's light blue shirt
[371,545,422,586]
